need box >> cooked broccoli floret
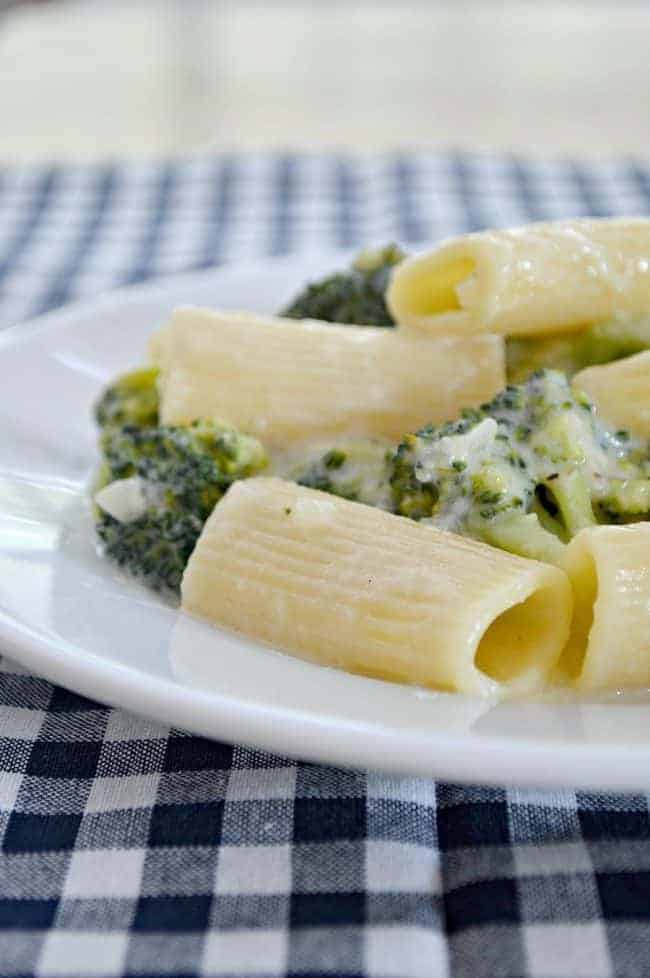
[283,245,650,377]
[506,318,650,383]
[281,244,406,326]
[101,420,266,509]
[391,369,650,563]
[94,367,160,429]
[95,420,267,593]
[96,509,203,594]
[284,439,394,509]
[595,478,650,522]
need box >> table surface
[2,0,650,163]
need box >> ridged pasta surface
[574,349,650,437]
[561,524,650,689]
[151,308,504,445]
[182,478,572,698]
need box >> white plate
[2,255,650,792]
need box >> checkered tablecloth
[1,152,650,978]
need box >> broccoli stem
[531,495,567,541]
[543,469,597,538]
[596,478,650,521]
[475,513,566,566]
[506,317,650,383]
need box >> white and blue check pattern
[1,152,650,978]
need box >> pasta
[560,524,650,689]
[573,349,650,438]
[92,222,650,701]
[181,477,573,699]
[150,307,505,446]
[387,218,650,337]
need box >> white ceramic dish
[1,255,649,791]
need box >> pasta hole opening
[558,546,597,681]
[474,585,559,684]
[405,257,475,318]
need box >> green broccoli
[96,509,204,594]
[95,420,267,593]
[506,318,650,383]
[94,366,160,429]
[391,369,650,563]
[594,477,650,522]
[281,236,650,379]
[284,439,394,509]
[281,244,405,326]
[281,242,650,380]
[100,420,266,506]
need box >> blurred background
[2,0,649,163]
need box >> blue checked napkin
[1,152,649,978]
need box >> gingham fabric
[1,152,650,978]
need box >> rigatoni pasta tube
[574,350,650,438]
[387,218,650,337]
[151,308,504,447]
[181,478,572,698]
[560,524,650,690]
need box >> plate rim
[0,253,344,348]
[5,607,650,792]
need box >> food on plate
[391,369,650,563]
[91,217,650,697]
[94,420,266,592]
[387,218,650,336]
[181,477,572,698]
[281,243,404,326]
[150,307,504,446]
[505,319,650,383]
[282,238,650,381]
[560,523,650,689]
[285,438,394,509]
[95,366,160,429]
[573,349,650,439]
